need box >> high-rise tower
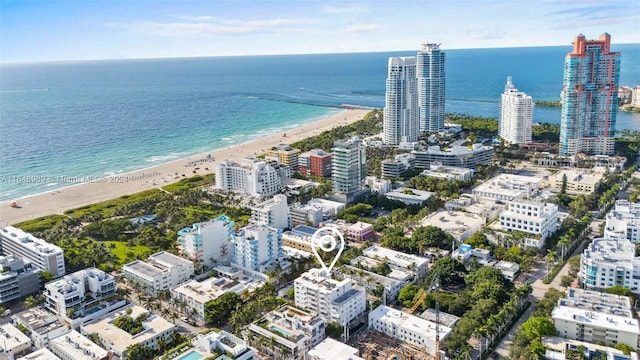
[499,76,533,145]
[384,57,419,145]
[417,43,446,132]
[331,137,366,203]
[559,33,621,155]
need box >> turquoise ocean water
[1,44,639,202]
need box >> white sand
[0,108,372,225]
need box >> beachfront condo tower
[417,43,446,132]
[499,76,533,145]
[384,57,419,145]
[331,137,367,203]
[559,33,621,155]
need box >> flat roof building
[420,162,474,182]
[49,329,110,360]
[0,324,32,358]
[554,170,602,194]
[251,194,291,230]
[605,200,640,242]
[472,174,543,201]
[177,215,234,268]
[362,246,429,280]
[294,269,366,326]
[412,144,493,169]
[421,210,485,242]
[248,305,325,360]
[81,305,176,359]
[231,224,283,272]
[0,226,65,278]
[122,251,194,295]
[17,349,61,360]
[265,144,301,170]
[194,329,255,360]
[369,305,451,357]
[385,187,434,205]
[579,238,640,295]
[307,338,364,360]
[298,149,333,178]
[11,306,67,349]
[0,255,41,305]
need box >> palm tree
[557,236,571,261]
[545,250,558,275]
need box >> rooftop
[296,268,350,292]
[308,338,364,360]
[420,308,460,328]
[552,305,640,334]
[370,305,451,338]
[421,210,485,236]
[566,288,632,309]
[0,324,31,353]
[122,260,166,279]
[12,306,64,334]
[82,305,175,354]
[172,276,263,304]
[362,246,429,269]
[583,238,638,264]
[50,330,109,360]
[17,348,61,360]
[385,188,434,202]
[148,251,192,267]
[0,226,63,255]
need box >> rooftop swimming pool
[270,325,291,337]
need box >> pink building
[346,222,374,241]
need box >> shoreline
[0,108,372,225]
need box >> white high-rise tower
[499,76,533,145]
[384,57,419,145]
[417,43,446,132]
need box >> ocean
[1,44,639,202]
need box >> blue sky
[2,0,639,62]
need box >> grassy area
[13,214,68,232]
[104,241,152,264]
[62,189,167,220]
[162,174,215,193]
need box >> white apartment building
[215,158,283,197]
[247,305,326,360]
[231,224,283,272]
[445,196,504,222]
[384,56,419,145]
[497,199,559,249]
[421,210,485,243]
[307,198,345,218]
[282,225,318,253]
[552,288,640,349]
[365,176,392,194]
[605,200,640,241]
[336,264,405,300]
[81,305,175,359]
[194,330,255,360]
[543,336,639,360]
[420,162,474,182]
[499,76,533,145]
[171,275,264,324]
[44,268,123,329]
[123,251,194,295]
[177,215,234,268]
[308,338,364,360]
[0,324,32,358]
[411,143,494,169]
[579,238,640,295]
[294,269,366,326]
[368,305,451,357]
[49,329,110,360]
[0,255,41,305]
[289,203,324,227]
[362,246,429,280]
[11,306,68,349]
[251,194,291,230]
[472,174,543,201]
[381,153,416,179]
[0,226,66,278]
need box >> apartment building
[44,268,124,329]
[369,305,451,357]
[265,144,301,170]
[0,255,41,305]
[605,200,640,241]
[420,162,474,181]
[171,275,264,324]
[298,149,333,178]
[0,226,65,278]
[552,288,639,349]
[177,215,234,268]
[331,138,367,203]
[122,251,194,295]
[499,76,533,145]
[11,306,68,349]
[294,269,366,326]
[251,194,291,230]
[308,338,364,360]
[231,224,283,272]
[289,204,324,227]
[554,170,602,194]
[381,153,416,178]
[282,225,318,253]
[411,144,493,169]
[247,305,326,360]
[497,199,559,249]
[215,158,283,198]
[193,330,255,360]
[421,210,485,243]
[472,174,543,201]
[81,305,175,359]
[346,222,374,242]
[49,329,110,360]
[579,238,640,295]
[362,246,429,280]
[0,323,32,358]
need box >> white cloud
[346,24,381,33]
[323,4,368,14]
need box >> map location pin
[311,227,345,277]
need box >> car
[181,316,189,322]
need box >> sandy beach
[0,108,372,225]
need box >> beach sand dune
[0,109,372,225]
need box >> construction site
[354,328,434,360]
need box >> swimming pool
[176,350,205,360]
[270,325,290,337]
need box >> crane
[404,270,441,360]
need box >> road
[492,218,602,358]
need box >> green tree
[325,322,343,340]
[40,271,54,284]
[204,292,241,325]
[398,284,420,307]
[613,343,634,355]
[521,316,557,338]
[125,343,153,360]
[603,286,636,300]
